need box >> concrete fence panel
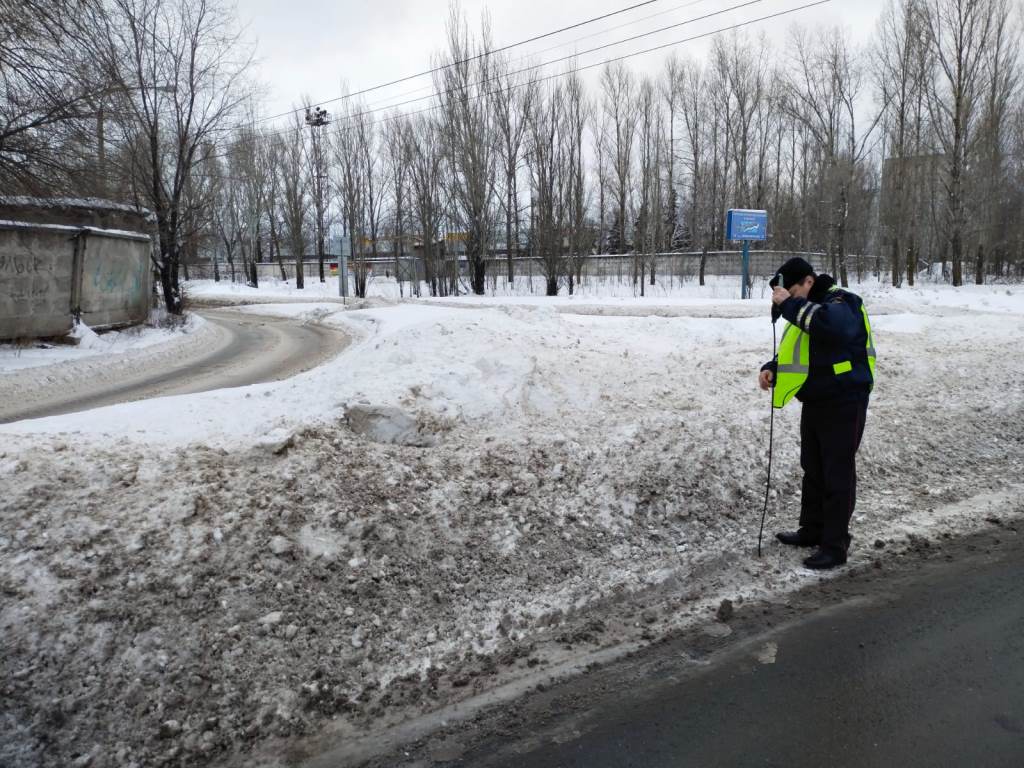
[79,229,152,329]
[0,221,152,340]
[0,224,77,338]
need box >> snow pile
[69,321,103,349]
[1,287,1023,767]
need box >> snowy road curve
[0,309,349,423]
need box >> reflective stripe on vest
[772,296,876,409]
[862,304,877,384]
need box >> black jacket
[761,274,873,403]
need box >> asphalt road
[383,530,1024,768]
[1,309,348,422]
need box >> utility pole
[305,106,330,283]
[94,84,176,200]
[96,103,106,198]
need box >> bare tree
[785,25,883,285]
[714,32,773,209]
[563,71,591,294]
[95,0,252,312]
[601,62,637,258]
[974,0,1020,283]
[876,0,931,286]
[1010,99,1024,277]
[265,135,288,281]
[593,115,612,253]
[527,83,565,296]
[356,111,385,299]
[923,0,997,285]
[493,60,535,284]
[384,114,413,297]
[408,115,447,297]
[211,150,240,283]
[676,56,709,267]
[333,101,365,298]
[661,55,683,251]
[178,141,219,281]
[436,7,498,295]
[278,113,309,290]
[0,0,108,193]
[635,77,663,295]
[229,123,272,287]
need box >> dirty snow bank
[1,289,1023,768]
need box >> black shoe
[776,529,819,548]
[803,548,848,570]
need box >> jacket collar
[810,273,836,302]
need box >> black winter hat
[770,257,816,289]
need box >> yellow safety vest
[773,292,876,409]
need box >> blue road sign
[726,208,768,299]
[726,209,768,241]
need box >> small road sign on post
[726,209,768,299]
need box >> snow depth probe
[757,273,784,557]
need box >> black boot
[803,547,847,570]
[776,529,820,548]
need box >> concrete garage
[0,197,153,340]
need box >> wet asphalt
[430,533,1024,768]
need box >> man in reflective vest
[758,257,876,570]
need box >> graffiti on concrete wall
[91,258,142,294]
[5,282,52,301]
[0,253,49,276]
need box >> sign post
[725,209,768,299]
[333,235,349,299]
[339,251,348,299]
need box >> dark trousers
[798,395,869,553]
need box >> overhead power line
[256,0,662,125]
[214,0,760,151]
[206,0,834,164]
[323,0,766,127]
[390,0,835,127]
[334,0,721,121]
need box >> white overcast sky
[238,0,889,125]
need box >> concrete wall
[0,225,76,338]
[79,230,152,329]
[0,221,152,340]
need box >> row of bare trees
[4,0,1024,308]
[1,0,253,312]
[227,0,1023,299]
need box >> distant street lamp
[305,106,330,285]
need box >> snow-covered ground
[0,313,205,373]
[0,314,214,424]
[1,282,1023,768]
[185,272,1024,311]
